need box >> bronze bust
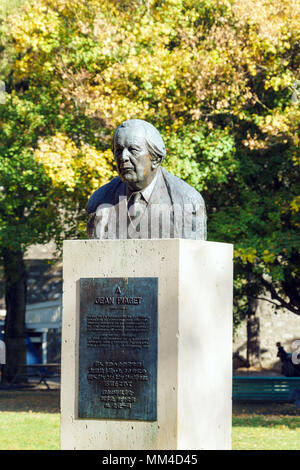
[87,119,206,240]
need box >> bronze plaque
[78,277,158,421]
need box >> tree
[0,0,114,380]
[0,0,299,375]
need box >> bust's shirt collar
[126,167,160,204]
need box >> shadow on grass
[233,402,300,429]
[0,390,60,413]
[233,416,300,429]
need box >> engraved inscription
[86,315,149,349]
[87,315,149,333]
[87,337,149,348]
[95,296,114,305]
[78,277,158,421]
[94,296,142,305]
[87,360,149,388]
[100,389,136,409]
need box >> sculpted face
[113,125,159,191]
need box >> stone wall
[233,297,300,371]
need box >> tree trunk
[2,249,27,383]
[246,295,261,367]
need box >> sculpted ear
[151,159,161,170]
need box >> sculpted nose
[120,148,130,162]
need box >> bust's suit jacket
[86,167,207,240]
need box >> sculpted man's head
[86,118,207,240]
[112,119,166,192]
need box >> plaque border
[77,277,158,421]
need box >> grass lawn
[0,411,60,450]
[232,403,300,450]
[0,389,60,450]
[0,390,299,450]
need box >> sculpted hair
[112,119,166,163]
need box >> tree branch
[261,277,300,315]
[253,297,281,308]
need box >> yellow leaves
[259,112,291,136]
[34,133,115,195]
[265,115,272,125]
[5,0,298,158]
[9,1,59,47]
[248,64,257,77]
[291,150,300,166]
[232,0,300,46]
[34,133,78,190]
[235,247,257,264]
[5,0,296,130]
[242,132,268,150]
[78,145,115,192]
[7,1,61,81]
[262,249,276,264]
[235,247,277,265]
[290,196,300,213]
[265,72,294,92]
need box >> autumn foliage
[0,0,299,375]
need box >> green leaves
[0,0,299,318]
[163,123,236,192]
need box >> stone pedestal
[61,239,233,450]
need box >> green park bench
[233,376,300,402]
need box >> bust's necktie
[127,192,145,226]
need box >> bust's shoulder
[86,177,122,213]
[161,168,205,205]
